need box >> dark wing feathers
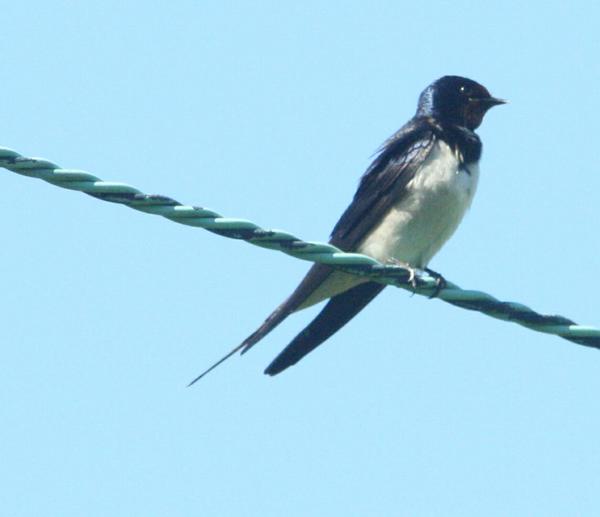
[330,118,436,249]
[259,120,436,374]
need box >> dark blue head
[417,76,505,130]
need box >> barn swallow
[190,75,505,384]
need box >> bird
[190,75,505,384]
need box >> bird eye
[459,85,467,94]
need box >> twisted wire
[2,146,598,350]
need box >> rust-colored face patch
[464,100,487,129]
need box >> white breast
[297,139,479,310]
[357,139,479,268]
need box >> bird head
[417,76,506,130]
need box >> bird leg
[386,258,420,293]
[424,267,447,298]
[385,259,447,298]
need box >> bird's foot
[386,259,420,293]
[385,260,447,298]
[424,267,447,298]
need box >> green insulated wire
[2,146,599,351]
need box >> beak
[481,96,508,107]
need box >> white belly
[357,139,478,268]
[298,140,479,309]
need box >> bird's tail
[188,263,333,386]
[187,302,293,386]
[264,281,385,376]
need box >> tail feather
[189,264,382,385]
[189,263,333,385]
[187,302,293,386]
[264,281,385,376]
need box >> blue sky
[2,1,600,515]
